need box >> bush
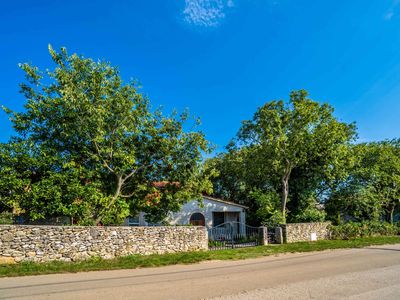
[250,190,285,226]
[0,212,13,224]
[330,221,400,240]
[292,207,326,223]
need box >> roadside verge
[1,236,399,278]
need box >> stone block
[0,256,16,264]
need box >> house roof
[151,181,248,209]
[202,195,249,209]
[152,181,180,188]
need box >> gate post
[275,227,284,244]
[258,226,268,245]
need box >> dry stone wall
[0,225,208,263]
[282,222,331,243]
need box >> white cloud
[385,11,394,20]
[385,0,400,21]
[182,0,234,27]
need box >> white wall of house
[124,212,149,226]
[124,196,247,228]
[166,196,246,228]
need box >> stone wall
[282,222,331,243]
[0,225,208,263]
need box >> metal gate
[208,222,260,250]
[267,228,276,244]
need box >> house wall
[166,197,246,228]
[123,212,149,226]
[0,225,208,264]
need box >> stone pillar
[258,226,268,245]
[204,227,209,250]
[275,227,284,244]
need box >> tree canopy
[210,90,357,224]
[1,48,398,227]
[326,140,400,224]
[0,45,214,225]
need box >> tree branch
[122,162,152,183]
[93,140,114,173]
[95,174,123,224]
[120,191,136,198]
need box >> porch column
[239,211,246,235]
[239,211,246,223]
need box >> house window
[213,212,225,227]
[190,213,205,226]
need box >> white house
[125,195,247,228]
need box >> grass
[1,236,399,278]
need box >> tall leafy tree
[371,140,400,223]
[231,90,356,221]
[0,45,214,225]
[327,140,400,224]
[206,149,248,202]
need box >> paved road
[1,244,400,300]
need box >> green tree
[232,90,356,221]
[327,141,400,224]
[206,148,249,202]
[364,140,400,223]
[0,45,214,225]
[326,181,382,223]
[248,189,284,226]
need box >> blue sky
[1,0,400,151]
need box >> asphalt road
[1,244,400,300]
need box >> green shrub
[0,212,13,224]
[292,207,326,223]
[208,240,226,248]
[250,190,285,226]
[330,221,400,240]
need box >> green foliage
[292,206,326,223]
[210,91,399,227]
[0,212,13,224]
[0,45,215,225]
[2,47,399,228]
[330,222,400,240]
[326,140,400,224]
[249,190,285,226]
[289,192,326,223]
[208,240,226,248]
[210,90,356,223]
[326,184,382,223]
[206,150,248,202]
[237,90,355,220]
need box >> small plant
[208,240,225,248]
[236,235,258,243]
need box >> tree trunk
[95,174,123,225]
[281,168,291,222]
[389,205,395,225]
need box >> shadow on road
[366,247,400,252]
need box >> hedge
[330,221,400,240]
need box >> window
[213,212,225,226]
[190,213,205,226]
